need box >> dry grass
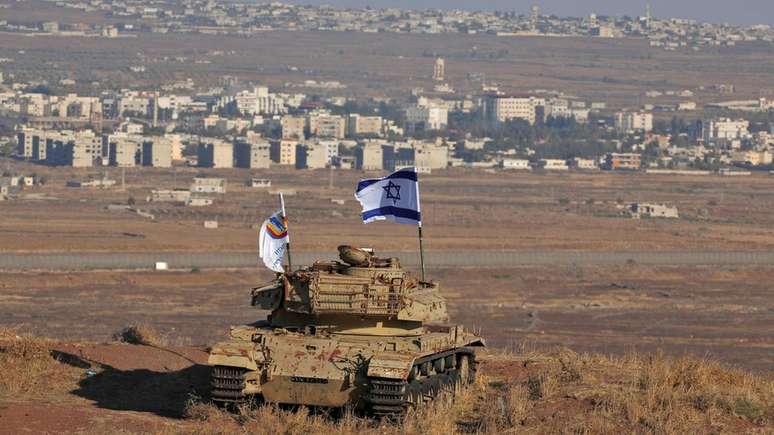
[0,329,771,434]
[174,348,772,435]
[113,324,161,346]
[0,328,82,398]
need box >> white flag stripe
[355,168,421,225]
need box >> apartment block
[484,95,544,125]
[281,115,306,139]
[197,139,233,168]
[615,111,653,133]
[355,142,384,170]
[347,114,383,137]
[605,153,642,171]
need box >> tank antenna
[279,193,292,271]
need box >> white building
[191,177,226,194]
[502,159,531,170]
[485,95,544,126]
[615,111,653,133]
[309,112,346,139]
[233,86,286,115]
[539,159,569,170]
[198,139,233,168]
[347,114,383,137]
[702,118,750,142]
[414,143,449,171]
[356,142,383,170]
[405,106,448,131]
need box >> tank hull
[208,324,484,410]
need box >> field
[2,12,774,108]
[0,330,771,434]
[5,160,774,253]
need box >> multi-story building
[604,153,642,171]
[414,143,449,171]
[197,139,233,168]
[281,115,306,139]
[141,138,172,168]
[110,134,141,167]
[702,118,750,142]
[483,95,544,126]
[234,138,271,169]
[276,139,298,165]
[405,106,448,131]
[347,114,383,137]
[615,111,653,133]
[234,86,286,115]
[355,142,384,170]
[309,112,346,138]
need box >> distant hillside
[0,328,771,434]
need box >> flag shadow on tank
[57,348,210,418]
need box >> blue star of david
[382,180,401,205]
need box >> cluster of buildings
[15,126,181,168]
[2,1,770,52]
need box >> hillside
[0,328,771,434]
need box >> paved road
[1,251,773,271]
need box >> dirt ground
[1,263,771,374]
[4,161,774,253]
[2,11,774,105]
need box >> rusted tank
[208,246,484,415]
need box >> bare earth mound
[0,329,771,434]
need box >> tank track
[366,350,476,417]
[211,366,247,403]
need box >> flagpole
[415,168,425,281]
[279,193,292,271]
[418,223,426,281]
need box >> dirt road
[1,250,773,270]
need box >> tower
[530,5,539,32]
[433,57,445,82]
[589,13,598,29]
[645,3,652,29]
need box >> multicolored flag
[259,211,289,273]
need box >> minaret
[433,57,445,82]
[645,3,652,29]
[530,5,539,32]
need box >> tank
[208,246,485,415]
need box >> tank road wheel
[407,385,426,413]
[211,366,247,405]
[367,378,409,417]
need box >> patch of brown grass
[175,347,772,435]
[0,328,81,398]
[113,324,161,346]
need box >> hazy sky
[285,1,774,26]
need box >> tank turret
[251,246,448,331]
[208,246,484,415]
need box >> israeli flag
[355,167,421,225]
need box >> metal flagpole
[418,224,426,281]
[279,193,292,271]
[415,168,425,281]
